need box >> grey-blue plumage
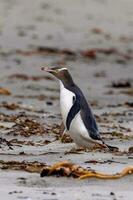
[42,66,118,150]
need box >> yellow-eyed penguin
[41,66,117,150]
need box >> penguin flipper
[66,97,81,130]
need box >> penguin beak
[41,67,55,73]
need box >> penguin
[41,66,117,151]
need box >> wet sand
[0,0,133,199]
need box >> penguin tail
[100,138,119,152]
[106,144,119,152]
[90,133,119,152]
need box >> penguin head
[41,66,74,86]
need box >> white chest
[60,82,75,124]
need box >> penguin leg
[60,122,67,141]
[62,128,67,137]
[61,128,68,141]
[60,122,65,136]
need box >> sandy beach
[0,0,133,199]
